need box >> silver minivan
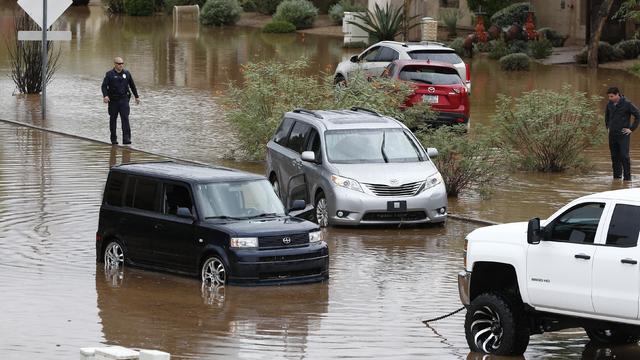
[266,108,448,227]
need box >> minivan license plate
[387,201,407,211]
[423,95,438,104]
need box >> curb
[0,117,502,227]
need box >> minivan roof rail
[293,108,323,119]
[350,106,381,117]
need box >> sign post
[17,0,72,119]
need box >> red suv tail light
[465,63,471,82]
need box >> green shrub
[124,0,155,15]
[629,62,640,77]
[262,20,296,32]
[417,126,509,197]
[474,41,493,53]
[104,0,125,12]
[348,2,420,42]
[575,41,624,64]
[508,39,528,53]
[490,2,532,28]
[468,0,511,19]
[440,8,461,38]
[240,0,257,11]
[537,27,567,47]
[200,0,242,25]
[164,0,206,13]
[257,0,282,14]
[224,59,436,159]
[528,37,553,59]
[492,85,605,172]
[273,0,318,29]
[328,0,366,25]
[489,38,509,59]
[448,37,465,57]
[499,52,530,71]
[615,39,640,59]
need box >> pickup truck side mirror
[527,217,541,244]
[350,55,359,63]
[289,199,306,212]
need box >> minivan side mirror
[176,207,193,219]
[527,217,541,244]
[301,151,317,163]
[289,199,306,212]
[350,55,359,63]
[427,147,438,158]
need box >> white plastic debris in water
[139,349,170,360]
[94,346,139,360]
[80,348,96,360]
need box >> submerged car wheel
[315,192,329,228]
[104,241,124,268]
[464,292,530,356]
[202,256,227,286]
[585,327,640,345]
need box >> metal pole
[41,0,47,119]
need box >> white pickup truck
[459,189,640,355]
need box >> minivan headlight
[422,172,443,191]
[309,230,323,243]
[331,175,363,192]
[230,237,258,248]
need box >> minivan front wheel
[202,256,227,286]
[315,192,329,228]
[104,241,125,268]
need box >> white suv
[459,189,640,355]
[333,41,470,89]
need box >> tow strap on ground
[422,306,465,324]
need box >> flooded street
[1,2,640,359]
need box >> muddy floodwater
[2,2,640,359]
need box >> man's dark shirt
[605,96,640,135]
[101,69,139,100]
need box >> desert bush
[328,0,366,25]
[629,62,640,77]
[489,38,509,59]
[262,20,296,32]
[528,37,552,59]
[239,0,257,11]
[163,0,206,13]
[200,0,242,25]
[224,59,436,159]
[492,85,605,172]
[418,126,509,197]
[474,41,494,53]
[537,27,567,47]
[348,2,419,42]
[123,0,155,15]
[614,39,640,59]
[500,52,530,70]
[273,0,318,29]
[490,2,532,28]
[105,0,126,13]
[257,0,283,14]
[448,37,465,57]
[440,8,461,38]
[508,39,528,53]
[575,41,624,64]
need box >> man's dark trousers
[609,133,631,179]
[108,98,131,144]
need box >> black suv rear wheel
[465,292,530,355]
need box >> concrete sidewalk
[539,45,582,65]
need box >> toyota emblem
[428,87,436,93]
[282,237,292,245]
[390,179,399,185]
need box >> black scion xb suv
[97,162,329,285]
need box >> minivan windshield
[196,180,286,220]
[325,129,424,164]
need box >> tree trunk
[587,0,615,68]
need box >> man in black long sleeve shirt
[101,57,140,145]
[605,87,640,181]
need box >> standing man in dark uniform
[101,57,140,145]
[605,87,640,181]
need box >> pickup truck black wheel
[585,327,640,345]
[465,292,530,356]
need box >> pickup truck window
[606,204,640,247]
[546,202,605,244]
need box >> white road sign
[17,0,72,30]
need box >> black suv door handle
[574,254,591,260]
[621,258,638,265]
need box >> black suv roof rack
[350,106,381,117]
[293,108,323,119]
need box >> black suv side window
[163,183,194,216]
[606,204,640,247]
[287,122,312,153]
[274,117,295,146]
[546,202,605,244]
[125,176,159,212]
[105,171,126,206]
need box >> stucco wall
[531,0,586,44]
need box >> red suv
[384,60,470,127]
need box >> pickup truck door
[592,202,640,319]
[526,202,606,313]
